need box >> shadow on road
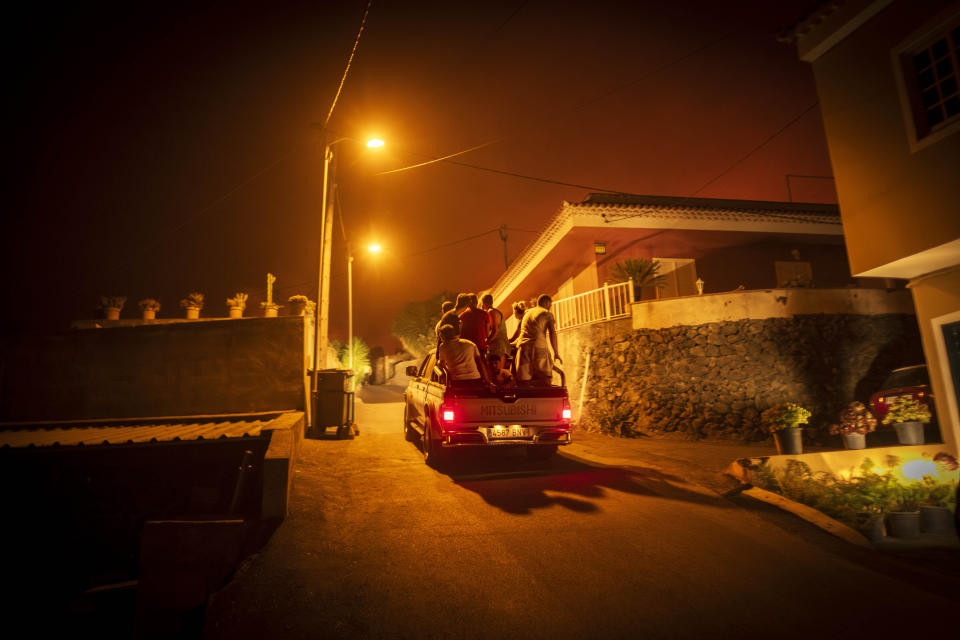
[427,446,734,515]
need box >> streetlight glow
[365,138,385,148]
[368,244,382,253]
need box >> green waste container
[310,369,355,439]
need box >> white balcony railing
[552,279,634,331]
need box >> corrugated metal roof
[0,415,274,449]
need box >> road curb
[740,486,873,548]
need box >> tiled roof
[0,413,279,449]
[570,193,841,224]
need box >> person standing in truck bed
[458,293,491,356]
[481,293,508,373]
[515,294,562,386]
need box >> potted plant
[99,296,126,320]
[288,294,313,316]
[609,258,666,301]
[180,292,204,319]
[138,298,161,320]
[886,483,921,539]
[881,396,931,445]
[761,402,811,455]
[226,293,248,319]
[917,474,956,535]
[828,401,876,450]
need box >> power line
[692,101,820,196]
[322,0,372,129]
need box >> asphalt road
[204,393,955,639]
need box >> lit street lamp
[346,243,383,380]
[313,134,384,398]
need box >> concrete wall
[0,317,307,421]
[809,0,960,276]
[632,288,915,330]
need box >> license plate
[488,425,531,439]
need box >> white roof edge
[489,200,843,307]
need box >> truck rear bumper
[440,429,572,448]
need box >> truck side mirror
[405,365,418,377]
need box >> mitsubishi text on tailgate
[403,351,572,464]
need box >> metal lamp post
[313,135,384,397]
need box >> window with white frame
[899,18,960,142]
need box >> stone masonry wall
[566,314,923,441]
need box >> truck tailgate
[447,390,567,426]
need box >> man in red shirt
[458,293,491,355]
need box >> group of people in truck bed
[434,292,562,389]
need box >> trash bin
[310,369,355,439]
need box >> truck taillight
[561,399,571,422]
[441,405,455,423]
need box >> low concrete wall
[0,317,307,421]
[632,288,914,330]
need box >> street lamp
[313,134,384,393]
[346,242,383,378]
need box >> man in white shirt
[515,294,562,386]
[437,324,493,389]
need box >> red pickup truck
[403,350,572,464]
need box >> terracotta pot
[142,309,156,320]
[773,427,802,455]
[185,306,200,319]
[842,432,866,450]
[290,302,307,316]
[264,307,279,318]
[105,307,121,320]
[229,307,243,319]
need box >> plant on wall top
[881,396,931,425]
[226,293,248,310]
[138,298,161,312]
[609,258,666,293]
[829,401,877,436]
[760,402,811,433]
[99,296,126,310]
[288,294,309,304]
[180,292,205,309]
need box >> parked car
[870,364,937,424]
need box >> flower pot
[773,427,802,455]
[264,307,279,318]
[894,421,924,445]
[228,307,243,319]
[842,432,866,450]
[919,506,954,535]
[104,307,121,320]
[886,511,920,539]
[185,306,200,319]
[142,309,156,320]
[862,515,885,543]
[290,302,307,316]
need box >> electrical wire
[322,0,372,129]
[691,101,820,197]
[374,139,502,175]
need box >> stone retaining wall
[563,313,923,441]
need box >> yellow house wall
[908,266,960,453]
[810,0,960,276]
